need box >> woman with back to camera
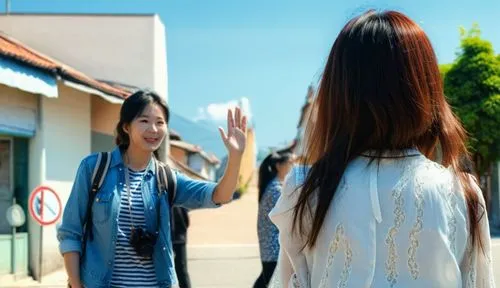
[269,10,495,287]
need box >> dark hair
[294,10,483,249]
[258,151,292,202]
[115,89,170,155]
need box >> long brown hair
[294,10,483,249]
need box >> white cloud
[195,97,253,124]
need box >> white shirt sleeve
[269,166,309,287]
[460,178,496,288]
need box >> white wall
[28,83,91,278]
[153,15,168,103]
[187,154,216,180]
[188,154,204,175]
[0,14,168,99]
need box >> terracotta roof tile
[170,140,220,164]
[0,33,57,71]
[0,33,130,99]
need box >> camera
[129,227,158,258]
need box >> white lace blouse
[269,151,495,288]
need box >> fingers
[235,107,241,129]
[228,106,247,131]
[242,115,248,134]
[218,127,228,144]
[227,109,235,134]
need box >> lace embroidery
[319,224,352,288]
[292,273,302,288]
[339,235,353,288]
[385,164,415,287]
[446,184,457,255]
[407,176,424,280]
[467,242,476,288]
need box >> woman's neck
[277,172,287,182]
[124,146,152,171]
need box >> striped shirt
[110,168,158,287]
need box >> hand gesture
[218,107,247,157]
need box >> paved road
[186,175,261,287]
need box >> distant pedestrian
[254,151,294,288]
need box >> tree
[443,24,500,178]
[439,63,452,79]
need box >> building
[294,85,315,161]
[0,13,167,98]
[0,13,169,158]
[0,32,130,281]
[169,132,220,181]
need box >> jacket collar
[110,146,156,175]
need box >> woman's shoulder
[78,149,120,173]
[269,166,309,217]
[282,165,310,194]
[80,152,110,170]
[266,178,282,192]
[413,157,456,188]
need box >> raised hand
[218,107,247,157]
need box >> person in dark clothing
[172,206,191,288]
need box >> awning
[0,57,58,98]
[62,80,124,104]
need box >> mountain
[169,112,226,158]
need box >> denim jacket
[57,147,219,288]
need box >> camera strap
[124,164,146,230]
[123,156,177,235]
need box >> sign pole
[38,224,43,283]
[38,188,44,283]
[27,185,62,283]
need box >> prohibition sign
[28,186,62,226]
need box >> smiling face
[123,102,167,153]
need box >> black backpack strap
[156,160,177,206]
[81,152,111,259]
[156,160,177,233]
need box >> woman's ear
[122,123,130,134]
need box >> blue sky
[8,0,500,149]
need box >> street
[1,181,500,287]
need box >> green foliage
[439,64,452,79]
[443,25,500,174]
